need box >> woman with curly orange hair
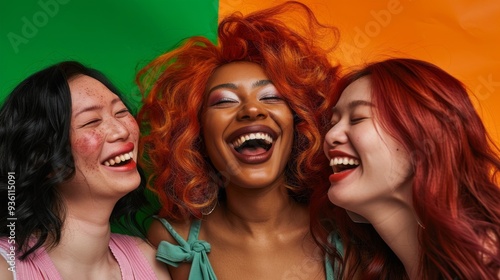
[315,58,500,279]
[136,1,339,279]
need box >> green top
[155,217,341,280]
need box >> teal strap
[155,217,217,280]
[325,232,343,280]
[325,254,335,280]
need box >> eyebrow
[74,97,122,117]
[207,79,273,94]
[331,100,374,114]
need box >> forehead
[337,76,372,105]
[68,75,118,105]
[207,61,268,86]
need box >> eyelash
[350,117,366,124]
[81,109,130,127]
[329,116,366,127]
[209,92,284,107]
[116,108,130,115]
[211,98,237,106]
[82,119,100,127]
[260,95,283,101]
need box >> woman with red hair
[137,1,339,279]
[315,58,500,279]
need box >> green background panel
[0,0,219,233]
[0,0,219,112]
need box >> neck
[220,181,307,234]
[373,210,421,279]
[360,199,421,280]
[47,198,119,277]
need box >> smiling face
[202,61,294,189]
[60,75,140,202]
[323,76,413,216]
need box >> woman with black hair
[0,61,171,279]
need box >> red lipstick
[327,149,359,183]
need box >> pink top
[0,233,158,280]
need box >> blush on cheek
[73,131,103,154]
[72,130,104,171]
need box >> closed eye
[211,98,238,107]
[261,96,281,100]
[116,108,131,117]
[350,117,368,124]
[260,94,284,103]
[82,119,101,127]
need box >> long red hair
[137,1,338,222]
[311,58,500,279]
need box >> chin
[327,187,347,207]
[116,176,141,192]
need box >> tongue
[239,147,267,156]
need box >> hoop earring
[201,197,218,216]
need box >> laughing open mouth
[231,132,273,155]
[330,157,359,173]
[103,152,134,167]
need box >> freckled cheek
[123,116,140,142]
[71,131,105,170]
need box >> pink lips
[102,142,137,171]
[104,142,135,163]
[103,159,137,172]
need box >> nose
[324,121,348,148]
[106,118,130,142]
[236,100,268,121]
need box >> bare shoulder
[132,236,172,280]
[0,253,14,280]
[146,218,193,280]
[147,218,192,247]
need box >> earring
[201,198,218,215]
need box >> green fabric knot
[156,238,217,279]
[191,240,211,253]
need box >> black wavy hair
[0,61,148,259]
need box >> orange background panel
[219,0,500,145]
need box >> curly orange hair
[137,1,338,221]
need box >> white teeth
[329,157,360,167]
[231,132,273,148]
[104,152,134,167]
